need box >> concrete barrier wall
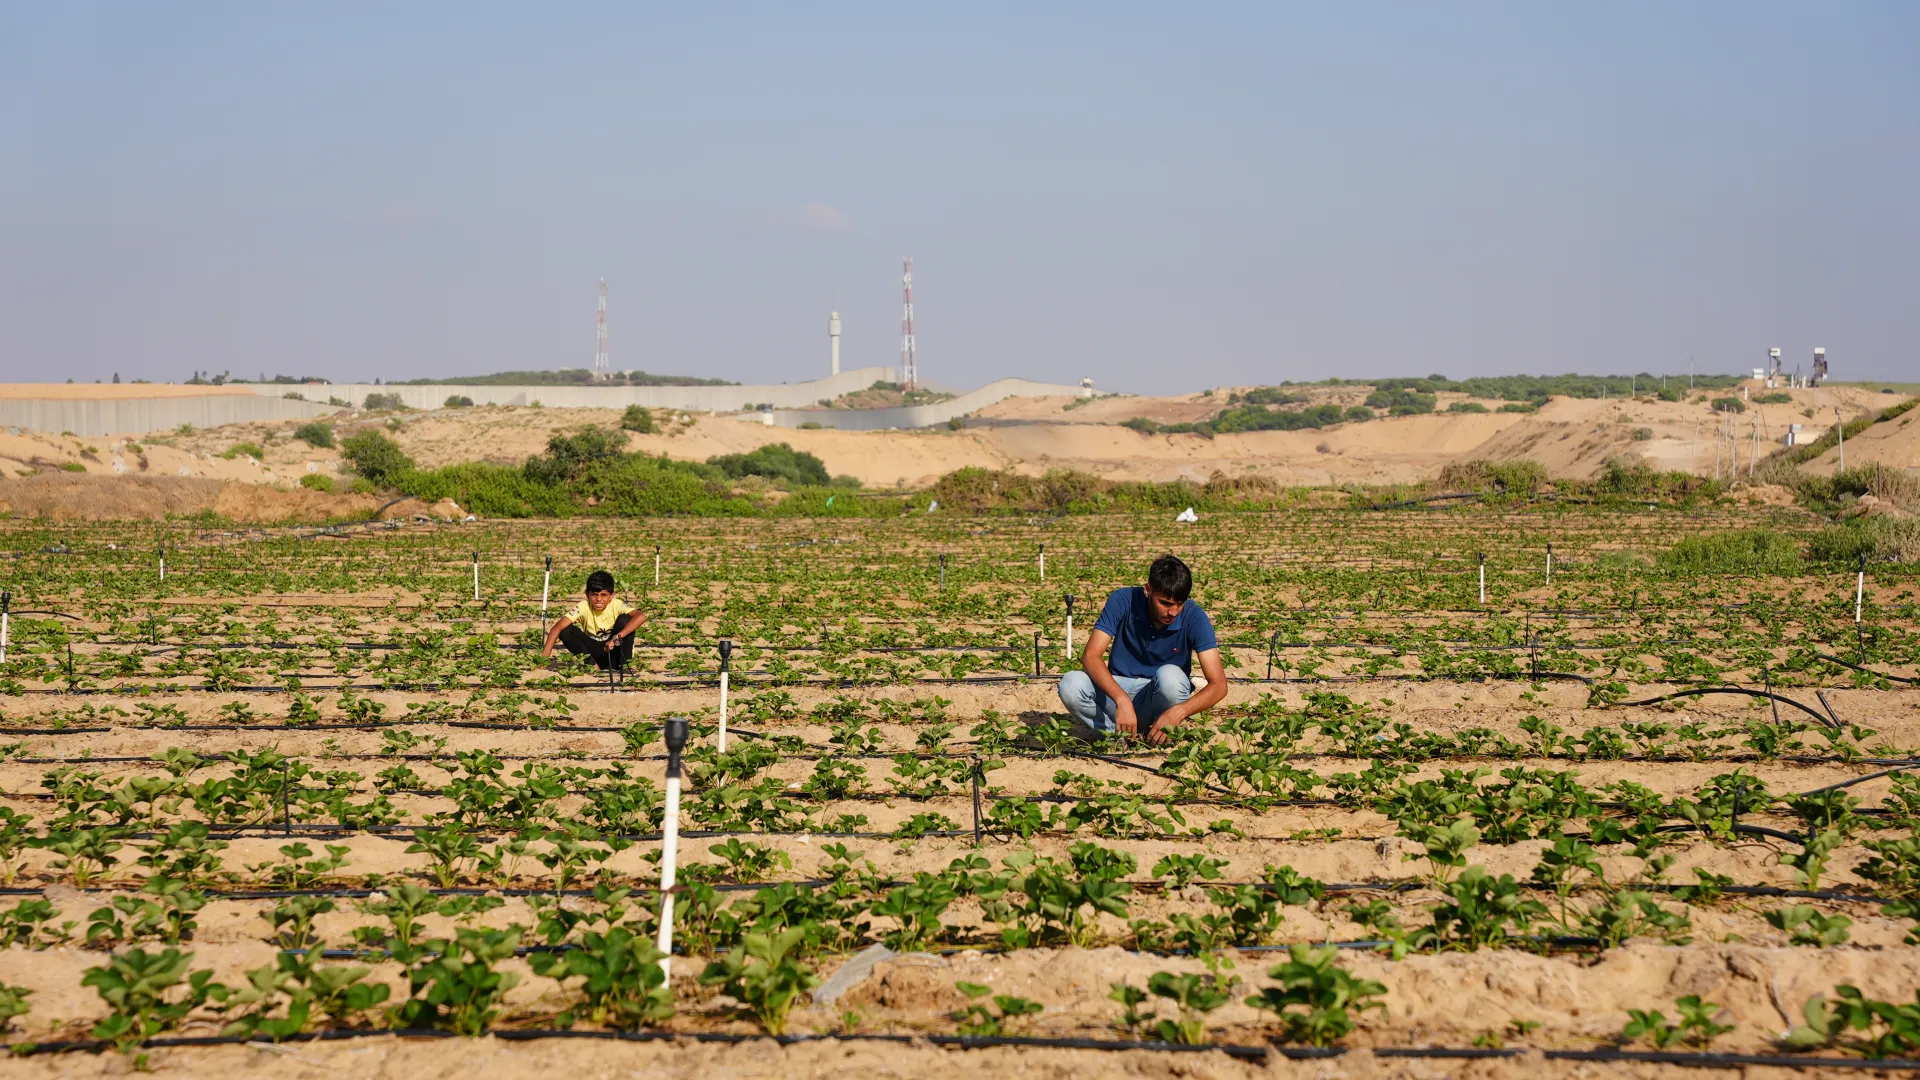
[244,366,900,413]
[738,378,1092,431]
[0,395,341,438]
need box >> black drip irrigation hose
[0,876,1893,906]
[1815,652,1920,685]
[2,1027,1314,1060]
[1610,686,1838,728]
[1544,1048,1920,1070]
[11,1028,1917,1069]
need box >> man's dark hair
[1147,554,1192,602]
[585,570,616,594]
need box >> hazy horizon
[3,3,1915,393]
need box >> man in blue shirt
[1057,554,1227,744]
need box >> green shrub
[1710,396,1746,413]
[221,442,264,460]
[1447,401,1490,414]
[1630,427,1654,441]
[1810,518,1920,564]
[340,430,415,488]
[1212,403,1347,433]
[1658,529,1802,573]
[1365,388,1436,415]
[298,474,336,493]
[1344,406,1374,422]
[403,462,576,517]
[708,443,830,486]
[443,395,474,408]
[292,422,334,448]
[60,462,87,473]
[363,392,407,411]
[621,405,655,433]
[1755,392,1793,404]
[1434,459,1547,494]
[1232,387,1308,406]
[1498,402,1537,413]
[523,428,626,486]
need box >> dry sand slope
[0,384,1907,519]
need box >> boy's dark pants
[558,625,633,670]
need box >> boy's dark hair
[585,570,616,594]
[1147,554,1192,602]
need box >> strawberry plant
[697,927,821,1035]
[950,980,1043,1036]
[530,927,673,1029]
[81,948,230,1065]
[1245,945,1387,1046]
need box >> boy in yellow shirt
[541,570,647,672]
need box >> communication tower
[594,279,609,379]
[900,257,917,390]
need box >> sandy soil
[0,474,379,523]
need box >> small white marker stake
[158,546,166,583]
[1063,594,1075,660]
[1545,543,1553,587]
[1856,560,1866,625]
[1,591,10,666]
[717,640,733,753]
[654,544,661,587]
[472,551,480,602]
[656,717,689,983]
[1478,553,1487,606]
[539,556,552,637]
[1038,543,1045,584]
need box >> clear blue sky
[2,2,1914,392]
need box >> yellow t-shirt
[569,597,633,637]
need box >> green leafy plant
[1766,905,1852,946]
[1244,944,1387,1046]
[390,926,524,1036]
[1622,995,1734,1049]
[81,948,231,1065]
[530,926,673,1030]
[697,927,822,1035]
[1784,986,1920,1059]
[950,980,1044,1036]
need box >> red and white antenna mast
[594,279,609,379]
[899,257,917,390]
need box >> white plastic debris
[1175,507,1198,522]
[927,500,939,513]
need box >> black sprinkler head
[718,639,733,662]
[545,555,553,570]
[663,716,689,756]
[1065,593,1075,613]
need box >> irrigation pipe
[15,1029,1914,1069]
[1815,653,1920,685]
[1610,686,1836,728]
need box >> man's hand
[1113,698,1139,738]
[1145,708,1185,745]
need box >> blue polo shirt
[1091,586,1218,679]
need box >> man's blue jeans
[1057,665,1193,735]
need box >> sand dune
[1,383,1907,508]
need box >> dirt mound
[376,496,468,520]
[0,473,374,523]
[211,482,380,523]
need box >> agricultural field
[0,507,1917,1077]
